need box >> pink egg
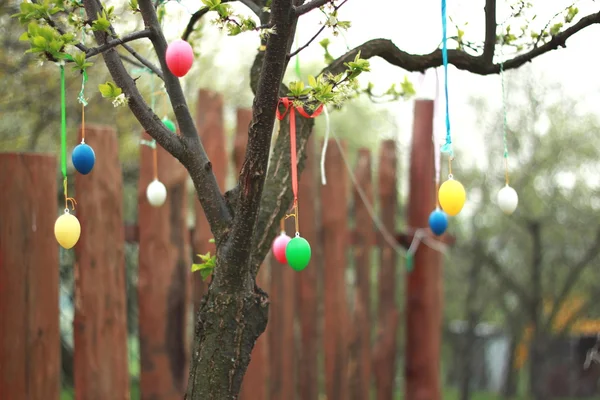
[165,39,194,77]
[272,233,292,264]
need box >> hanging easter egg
[285,235,311,271]
[272,232,292,264]
[72,142,96,175]
[428,209,448,236]
[497,184,518,215]
[162,117,177,133]
[165,39,194,78]
[146,179,167,207]
[54,211,81,249]
[438,178,466,216]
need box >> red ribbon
[276,98,323,202]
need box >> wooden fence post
[350,148,374,400]
[296,135,320,400]
[320,139,350,400]
[192,89,228,315]
[237,108,270,400]
[405,100,442,400]
[0,153,60,400]
[373,139,400,400]
[73,125,130,400]
[138,131,190,400]
[269,156,298,398]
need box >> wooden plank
[405,100,442,400]
[0,153,60,400]
[138,131,190,400]
[192,89,227,315]
[73,125,130,400]
[374,139,400,400]
[296,135,320,400]
[320,139,350,400]
[269,241,284,400]
[350,148,374,400]
[238,108,270,400]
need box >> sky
[169,0,600,197]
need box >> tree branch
[483,250,531,306]
[181,0,264,41]
[223,0,297,289]
[294,0,332,15]
[85,29,151,58]
[120,42,164,79]
[545,227,600,331]
[289,24,326,57]
[83,0,231,241]
[136,0,232,238]
[322,10,600,76]
[482,0,497,63]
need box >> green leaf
[208,238,215,243]
[307,75,317,88]
[550,22,563,36]
[199,268,213,280]
[98,81,122,98]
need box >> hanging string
[289,105,300,233]
[77,68,88,144]
[440,0,454,160]
[327,128,448,263]
[320,106,331,185]
[60,64,76,211]
[276,98,323,234]
[433,68,441,192]
[499,32,510,185]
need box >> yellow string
[81,103,85,142]
[448,156,453,177]
[284,200,300,234]
[63,178,77,211]
[280,218,285,233]
[153,146,158,180]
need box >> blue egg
[428,209,448,236]
[72,143,96,175]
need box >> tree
[11,0,600,398]
[446,72,600,400]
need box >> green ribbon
[60,64,67,178]
[78,69,88,106]
[294,29,301,78]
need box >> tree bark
[185,287,268,399]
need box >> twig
[85,29,151,58]
[294,0,333,16]
[289,24,326,57]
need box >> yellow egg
[54,212,81,249]
[438,178,466,216]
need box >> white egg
[497,185,518,215]
[146,179,167,207]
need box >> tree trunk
[501,335,519,398]
[185,279,269,400]
[458,243,484,400]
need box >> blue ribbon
[440,0,453,156]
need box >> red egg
[165,39,194,77]
[272,233,292,264]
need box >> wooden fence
[0,90,444,400]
